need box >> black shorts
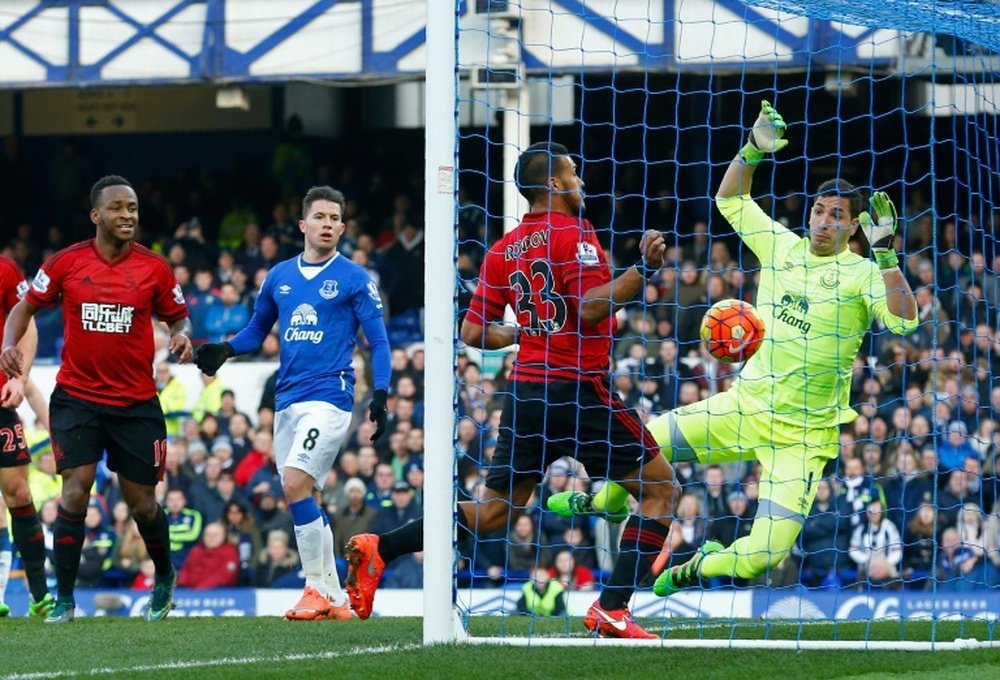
[484,378,659,493]
[0,406,30,468]
[50,386,167,486]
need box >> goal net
[422,0,1000,648]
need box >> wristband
[874,250,899,270]
[739,139,764,166]
[633,261,660,281]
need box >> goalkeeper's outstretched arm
[717,100,787,200]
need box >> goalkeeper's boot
[326,600,354,621]
[145,566,177,622]
[0,601,8,617]
[285,586,333,621]
[546,491,629,523]
[344,533,384,620]
[653,540,724,597]
[43,598,76,624]
[28,593,55,619]
[583,600,657,640]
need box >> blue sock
[288,497,322,526]
[0,530,10,553]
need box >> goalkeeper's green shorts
[646,389,837,517]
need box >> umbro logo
[279,285,291,295]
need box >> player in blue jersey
[193,185,391,621]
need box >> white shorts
[273,401,352,489]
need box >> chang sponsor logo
[284,303,323,344]
[777,292,811,334]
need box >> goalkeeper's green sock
[592,481,630,516]
[698,515,802,580]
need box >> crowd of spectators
[4,134,1000,594]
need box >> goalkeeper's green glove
[740,100,789,166]
[858,191,900,269]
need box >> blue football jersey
[230,253,388,412]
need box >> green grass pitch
[0,617,997,679]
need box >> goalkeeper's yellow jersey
[716,195,918,429]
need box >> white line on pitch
[1,643,422,680]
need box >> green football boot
[653,541,724,597]
[0,602,9,617]
[43,599,76,624]
[546,491,630,523]
[145,566,177,622]
[28,593,55,619]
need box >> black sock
[135,506,173,581]
[53,506,86,602]
[599,515,671,611]
[9,503,48,602]
[377,518,424,564]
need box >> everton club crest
[319,279,339,299]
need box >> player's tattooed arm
[168,318,194,363]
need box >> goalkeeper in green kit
[548,100,918,594]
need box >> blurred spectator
[110,518,149,581]
[235,429,273,489]
[366,463,396,510]
[709,490,753,552]
[372,481,423,588]
[669,494,707,564]
[902,500,938,586]
[936,527,981,592]
[204,282,251,342]
[840,456,884,528]
[516,567,566,617]
[799,479,851,588]
[381,222,425,315]
[701,465,730,522]
[27,450,61,509]
[848,499,902,585]
[332,478,377,559]
[222,500,260,583]
[77,501,115,587]
[156,362,189,440]
[253,529,300,588]
[162,440,193,494]
[186,267,220,340]
[192,373,225,422]
[166,488,203,570]
[881,446,932,532]
[226,413,253,462]
[178,522,241,589]
[938,421,979,472]
[504,514,545,578]
[253,486,294,545]
[939,469,978,525]
[548,549,595,591]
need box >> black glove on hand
[369,389,388,443]
[193,342,233,376]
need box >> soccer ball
[700,299,765,363]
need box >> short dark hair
[815,179,864,220]
[90,175,133,209]
[302,186,345,218]
[515,142,570,203]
